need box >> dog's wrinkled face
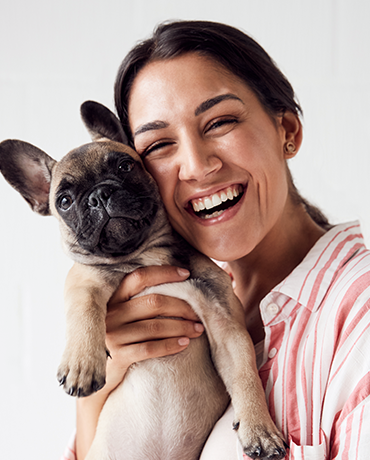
[50,141,160,258]
[0,101,167,264]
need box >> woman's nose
[178,139,222,181]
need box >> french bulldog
[0,101,286,460]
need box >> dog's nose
[88,186,114,207]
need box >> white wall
[0,1,369,458]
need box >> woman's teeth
[191,185,243,218]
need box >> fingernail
[178,337,190,346]
[177,267,190,277]
[194,323,204,333]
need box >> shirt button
[268,348,277,359]
[267,303,279,314]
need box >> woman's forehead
[127,53,253,125]
[130,53,244,94]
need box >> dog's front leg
[57,263,118,397]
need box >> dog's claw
[274,447,287,457]
[236,417,287,460]
[57,343,108,397]
[244,444,286,459]
[92,378,105,393]
[244,446,261,459]
[243,443,286,460]
[254,447,262,457]
[232,421,240,431]
[57,370,107,397]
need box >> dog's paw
[233,419,287,459]
[57,346,109,397]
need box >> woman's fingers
[108,265,200,325]
[107,316,204,345]
[112,337,192,368]
[107,293,200,327]
[109,265,190,303]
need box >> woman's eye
[206,118,238,133]
[142,141,174,158]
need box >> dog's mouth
[188,184,244,220]
[97,207,157,256]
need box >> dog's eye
[59,195,73,210]
[118,160,135,173]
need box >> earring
[284,142,296,155]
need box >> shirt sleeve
[60,432,77,460]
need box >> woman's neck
[227,205,326,344]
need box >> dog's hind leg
[204,310,286,459]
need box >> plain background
[1,1,369,458]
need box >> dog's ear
[0,139,56,216]
[80,101,129,145]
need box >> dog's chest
[90,334,228,460]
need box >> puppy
[0,101,286,460]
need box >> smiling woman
[127,53,303,263]
[116,21,331,237]
[64,20,370,460]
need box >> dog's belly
[87,334,229,460]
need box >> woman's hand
[103,264,204,394]
[76,265,204,459]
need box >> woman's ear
[281,111,302,158]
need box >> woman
[63,21,370,459]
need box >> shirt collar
[271,221,365,313]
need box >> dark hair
[114,20,330,229]
[115,20,302,142]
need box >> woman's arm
[75,265,205,460]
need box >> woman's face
[128,53,299,261]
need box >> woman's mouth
[189,184,244,220]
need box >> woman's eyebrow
[134,120,169,137]
[133,94,243,138]
[195,93,244,116]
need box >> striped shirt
[61,222,370,459]
[257,221,370,459]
